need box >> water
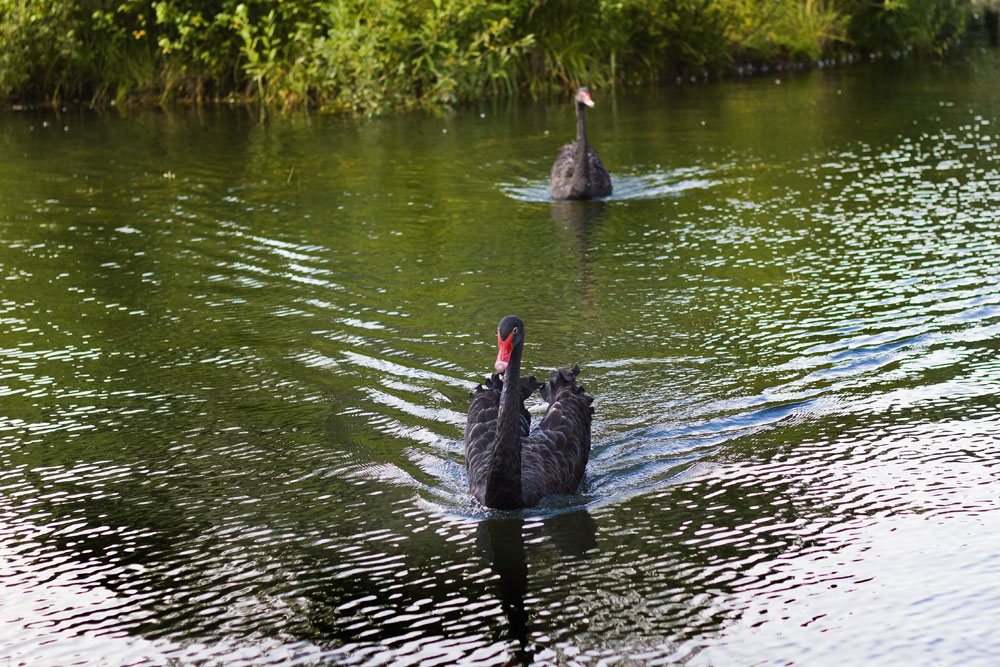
[3,48,1000,665]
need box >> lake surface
[3,47,1000,665]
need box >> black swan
[465,316,594,509]
[549,86,612,200]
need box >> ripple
[500,167,719,202]
[6,57,1000,665]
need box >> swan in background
[549,87,612,200]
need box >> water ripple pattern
[500,166,720,202]
[2,52,1000,665]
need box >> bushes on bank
[0,0,973,114]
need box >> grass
[0,0,973,115]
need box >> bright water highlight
[2,49,1000,665]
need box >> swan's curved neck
[484,341,524,509]
[571,102,590,194]
[575,101,589,150]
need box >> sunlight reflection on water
[4,51,1000,666]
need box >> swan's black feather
[550,143,612,200]
[464,315,593,509]
[465,365,592,508]
[521,364,593,506]
[549,87,612,200]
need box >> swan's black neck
[575,100,589,149]
[572,101,591,194]
[484,341,524,509]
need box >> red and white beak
[580,90,595,108]
[495,330,514,373]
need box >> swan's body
[465,316,593,509]
[549,87,612,200]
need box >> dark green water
[3,49,1000,665]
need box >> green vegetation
[0,0,973,114]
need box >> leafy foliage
[0,0,973,113]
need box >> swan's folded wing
[550,142,578,197]
[465,375,502,490]
[587,148,612,197]
[521,365,594,506]
[518,375,542,437]
[553,142,576,169]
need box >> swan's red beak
[580,91,595,108]
[495,330,513,373]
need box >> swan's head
[575,87,595,108]
[495,315,525,373]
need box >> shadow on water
[476,510,598,663]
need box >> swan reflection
[549,199,608,242]
[476,509,597,659]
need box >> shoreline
[2,32,987,118]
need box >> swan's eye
[512,327,518,335]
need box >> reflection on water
[476,512,597,662]
[3,48,1000,665]
[478,518,531,657]
[549,199,607,230]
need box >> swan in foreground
[465,315,593,509]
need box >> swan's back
[520,365,594,506]
[549,141,612,200]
